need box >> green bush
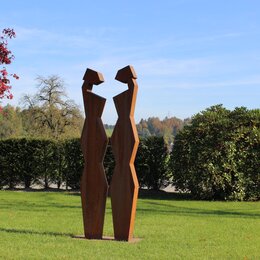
[136,136,171,190]
[170,105,260,201]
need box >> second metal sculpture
[110,65,140,241]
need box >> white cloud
[135,58,213,77]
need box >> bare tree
[21,75,83,139]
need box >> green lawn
[0,190,259,259]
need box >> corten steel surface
[80,68,108,239]
[110,65,140,241]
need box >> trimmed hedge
[0,138,76,189]
[135,136,170,190]
[0,136,171,191]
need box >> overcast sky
[1,0,260,124]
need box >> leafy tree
[21,75,83,139]
[136,116,185,146]
[230,107,260,200]
[0,28,18,108]
[0,105,23,139]
[170,105,260,201]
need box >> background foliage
[0,105,259,201]
[170,105,260,201]
[0,136,170,192]
[0,106,189,145]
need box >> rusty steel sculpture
[80,68,108,239]
[80,65,139,242]
[110,65,139,241]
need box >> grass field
[0,190,259,259]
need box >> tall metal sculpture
[80,68,108,239]
[110,65,140,241]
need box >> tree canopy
[21,75,83,140]
[0,75,84,140]
[170,105,260,201]
[0,28,18,108]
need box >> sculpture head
[83,68,104,90]
[115,65,137,83]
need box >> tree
[21,75,83,139]
[170,105,260,201]
[136,116,185,147]
[0,105,23,139]
[0,28,18,108]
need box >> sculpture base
[72,235,141,243]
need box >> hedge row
[0,137,169,190]
[0,139,81,190]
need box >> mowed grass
[0,191,259,259]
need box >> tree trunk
[24,178,31,189]
[44,174,49,189]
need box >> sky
[1,0,260,124]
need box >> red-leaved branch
[0,28,19,107]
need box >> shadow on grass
[138,200,260,218]
[0,201,81,211]
[2,187,78,192]
[65,190,260,219]
[65,189,192,201]
[1,189,258,219]
[138,189,192,200]
[0,227,73,238]
[3,188,191,201]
